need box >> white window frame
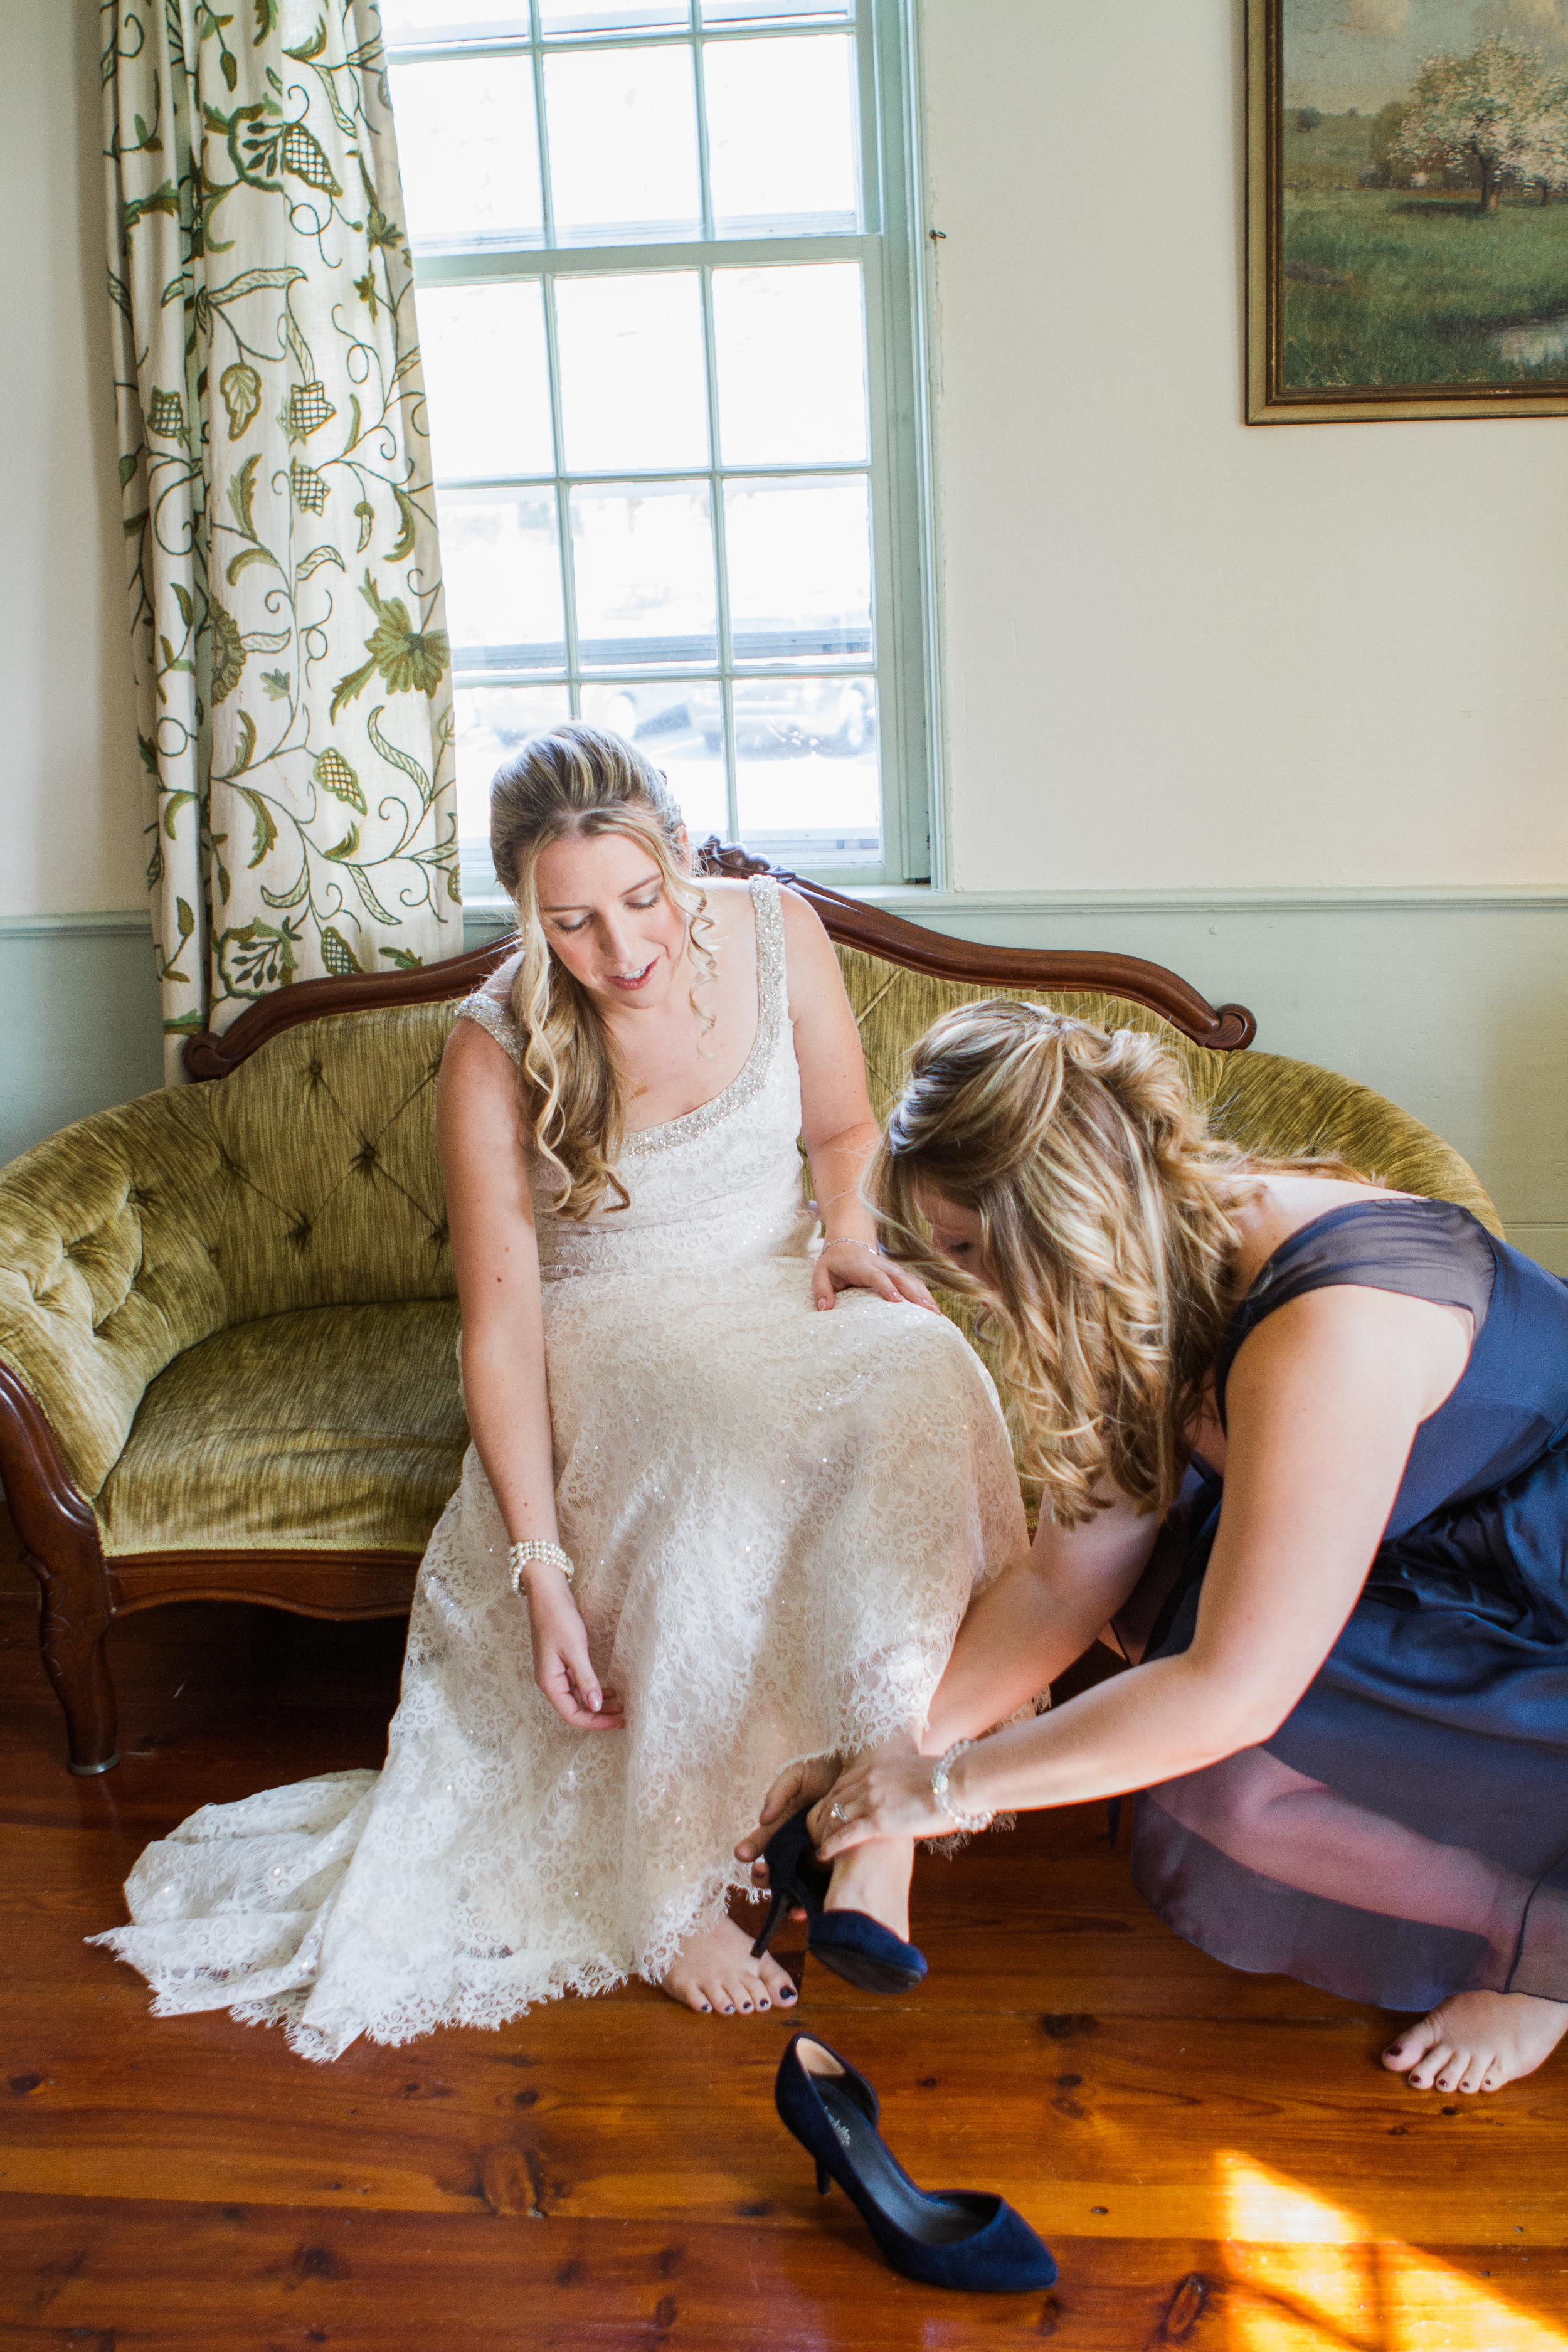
[394,0,940,893]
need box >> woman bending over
[747,1000,1568,2095]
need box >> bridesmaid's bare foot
[657,1918,797,2017]
[1382,1991,1568,2093]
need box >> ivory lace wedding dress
[95,881,1025,2059]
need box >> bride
[95,725,1025,2058]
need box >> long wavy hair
[489,723,714,1219]
[870,1000,1368,1527]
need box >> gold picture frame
[1248,0,1568,423]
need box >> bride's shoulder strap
[748,870,786,972]
[453,990,522,1067]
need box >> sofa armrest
[0,1085,230,1502]
[1202,1051,1503,1237]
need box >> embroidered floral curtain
[103,0,458,1081]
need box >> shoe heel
[750,1885,787,1962]
[815,2158,832,2196]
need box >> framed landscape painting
[1248,0,1568,421]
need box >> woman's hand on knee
[524,1584,625,1731]
[811,1241,939,1315]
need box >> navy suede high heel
[750,1809,927,1994]
[775,2032,1057,2294]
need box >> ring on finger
[827,1801,847,1826]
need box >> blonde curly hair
[871,1000,1355,1528]
[489,723,714,1220]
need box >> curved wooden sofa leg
[35,1550,119,1774]
[0,1365,120,1774]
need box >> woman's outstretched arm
[735,1407,1163,1862]
[920,1489,1162,1750]
[438,1019,624,1732]
[812,1281,1467,1853]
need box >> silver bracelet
[508,1539,574,1592]
[930,1739,994,1834]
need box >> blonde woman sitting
[746,1000,1568,2096]
[97,727,1024,2058]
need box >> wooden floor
[3,1521,1567,2349]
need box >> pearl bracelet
[508,1539,575,1592]
[930,1739,994,1834]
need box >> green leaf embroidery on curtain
[102,0,460,1082]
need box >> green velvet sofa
[0,857,1499,1774]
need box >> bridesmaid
[745,999,1568,2094]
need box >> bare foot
[1382,1990,1568,2093]
[657,1916,798,2018]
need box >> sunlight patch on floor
[1222,2157,1564,2351]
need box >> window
[383,0,934,891]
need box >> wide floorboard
[3,1525,1565,2349]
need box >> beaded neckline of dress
[623,877,783,1158]
[453,876,785,1163]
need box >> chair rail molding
[0,910,155,938]
[11,882,1568,943]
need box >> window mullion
[854,0,882,238]
[539,279,580,704]
[415,233,873,282]
[698,262,738,842]
[396,19,854,66]
[691,1,716,247]
[529,2,557,247]
[692,4,738,835]
[531,0,581,714]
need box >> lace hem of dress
[91,1929,637,2063]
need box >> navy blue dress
[1129,1198,1568,2013]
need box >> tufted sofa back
[198,1000,458,1325]
[0,946,1498,1508]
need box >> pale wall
[921,0,1568,893]
[1,1,147,919]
